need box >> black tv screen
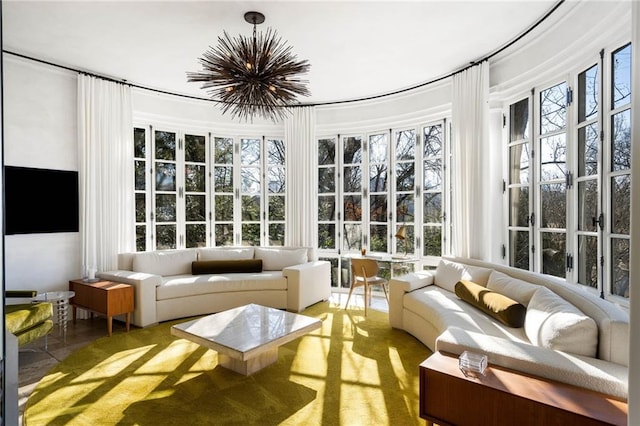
[4,166,80,235]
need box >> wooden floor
[17,291,388,425]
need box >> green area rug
[25,301,431,425]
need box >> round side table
[33,291,76,342]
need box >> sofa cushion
[254,247,308,271]
[434,259,492,293]
[525,287,598,357]
[436,327,629,400]
[487,270,539,306]
[402,286,529,346]
[157,272,287,300]
[133,249,197,276]
[454,280,526,328]
[192,259,262,275]
[197,247,255,261]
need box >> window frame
[134,128,287,251]
[316,118,451,289]
[503,41,632,307]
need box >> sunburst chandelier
[187,11,311,122]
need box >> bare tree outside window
[213,137,234,246]
[538,83,567,278]
[609,43,631,299]
[423,124,444,257]
[507,98,530,270]
[134,128,147,251]
[505,42,632,300]
[154,130,178,249]
[317,138,337,250]
[395,130,416,255]
[343,136,363,251]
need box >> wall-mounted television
[4,166,80,235]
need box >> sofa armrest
[97,270,162,328]
[283,261,331,312]
[435,327,628,400]
[388,270,434,329]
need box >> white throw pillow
[525,287,598,357]
[254,247,308,271]
[132,249,197,276]
[487,270,539,306]
[197,247,254,261]
[434,259,492,293]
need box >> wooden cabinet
[419,351,627,426]
[69,279,134,337]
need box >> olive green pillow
[192,259,263,275]
[454,280,526,328]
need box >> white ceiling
[3,0,561,104]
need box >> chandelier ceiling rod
[245,11,264,39]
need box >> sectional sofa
[97,246,331,328]
[389,256,629,400]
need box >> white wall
[133,89,282,137]
[315,79,451,134]
[490,1,631,101]
[3,56,81,293]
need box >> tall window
[266,139,286,245]
[153,129,180,249]
[537,81,568,278]
[134,131,286,250]
[506,99,531,270]
[575,63,599,289]
[134,127,148,251]
[422,123,445,258]
[317,120,449,288]
[369,132,389,252]
[394,129,416,254]
[343,136,363,251]
[184,134,207,247]
[240,138,262,246]
[318,138,338,250]
[505,42,631,302]
[608,43,631,298]
[220,136,287,246]
[212,137,234,246]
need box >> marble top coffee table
[171,303,321,375]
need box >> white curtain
[78,75,134,275]
[451,62,490,259]
[284,106,317,247]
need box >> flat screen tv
[4,166,80,235]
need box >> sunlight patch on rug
[25,301,430,425]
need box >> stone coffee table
[171,303,321,375]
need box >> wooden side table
[419,351,627,426]
[69,279,134,337]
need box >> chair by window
[345,258,389,315]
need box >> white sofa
[389,256,629,400]
[97,246,331,328]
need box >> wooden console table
[69,279,134,337]
[419,351,627,426]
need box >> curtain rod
[2,0,564,108]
